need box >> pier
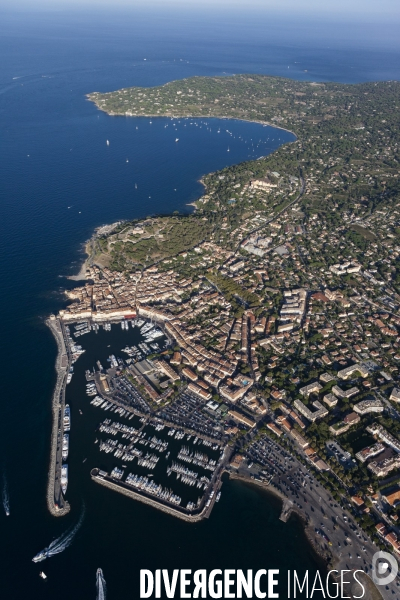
[279,498,294,522]
[46,316,71,517]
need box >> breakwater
[46,317,70,517]
[91,469,212,522]
[90,442,231,522]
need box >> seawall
[46,317,71,517]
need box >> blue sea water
[1,7,400,599]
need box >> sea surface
[1,7,400,599]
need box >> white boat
[97,568,106,598]
[106,140,110,146]
[32,550,48,563]
[62,434,69,461]
[39,572,47,579]
[61,464,68,495]
[2,476,10,516]
[175,138,179,142]
[63,405,70,432]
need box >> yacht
[63,405,70,432]
[62,434,69,461]
[61,464,68,495]
[32,550,48,563]
[66,367,73,384]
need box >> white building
[353,398,384,416]
[294,399,328,422]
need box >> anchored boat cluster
[125,474,183,505]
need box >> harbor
[46,315,232,521]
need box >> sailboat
[106,140,110,146]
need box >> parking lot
[158,390,223,440]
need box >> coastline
[49,101,302,527]
[46,317,71,517]
[67,261,89,281]
[228,472,333,567]
[65,115,294,280]
[50,84,352,579]
[66,241,91,281]
[86,98,298,139]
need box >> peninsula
[49,74,400,596]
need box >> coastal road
[240,436,400,600]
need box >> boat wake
[32,506,85,563]
[2,474,10,516]
[96,568,107,600]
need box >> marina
[47,314,230,522]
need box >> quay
[46,316,71,517]
[152,415,225,446]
